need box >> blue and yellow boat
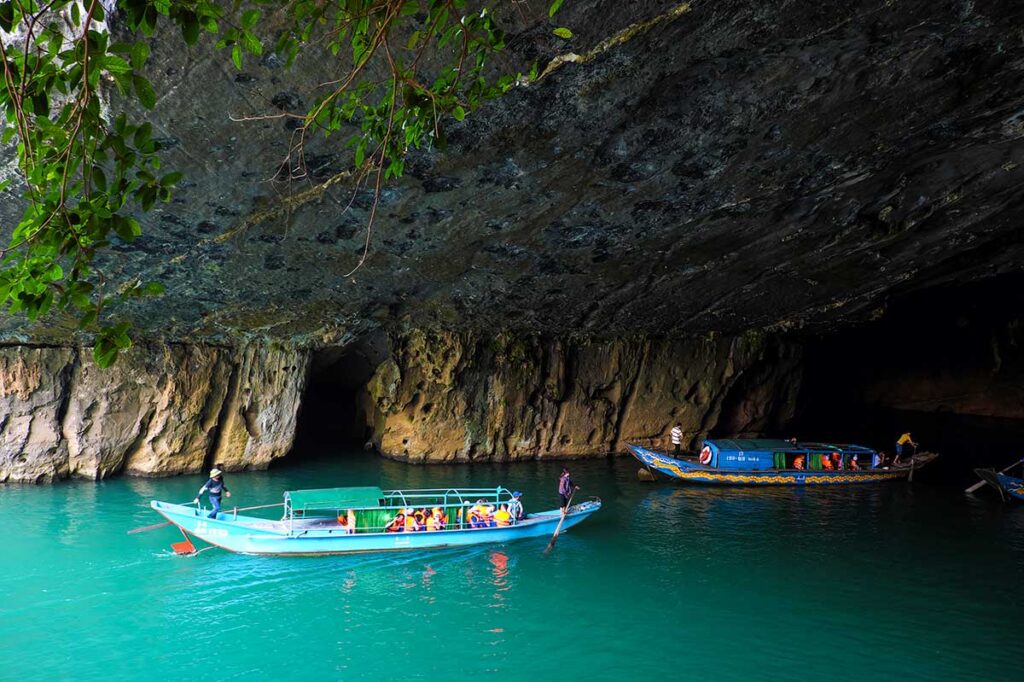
[151,486,601,556]
[628,439,937,485]
[973,469,1024,502]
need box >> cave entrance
[789,273,1024,486]
[291,333,388,457]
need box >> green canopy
[285,486,384,512]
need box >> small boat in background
[972,468,1024,502]
[628,439,938,486]
[150,486,601,556]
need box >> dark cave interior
[291,331,389,455]
[792,273,1024,485]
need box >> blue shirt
[199,478,228,497]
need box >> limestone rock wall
[0,342,309,482]
[0,347,75,482]
[360,331,803,462]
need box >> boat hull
[151,500,601,556]
[999,474,1024,501]
[628,445,933,486]
[975,470,1024,501]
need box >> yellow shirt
[897,433,913,445]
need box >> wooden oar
[544,488,576,554]
[127,521,173,535]
[965,459,1023,494]
[905,444,921,481]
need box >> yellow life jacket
[494,509,512,526]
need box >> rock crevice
[358,330,802,462]
[0,341,309,483]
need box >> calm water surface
[2,453,1022,680]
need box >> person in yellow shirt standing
[895,432,917,464]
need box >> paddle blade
[171,539,197,555]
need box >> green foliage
[268,0,533,189]
[0,0,572,366]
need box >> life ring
[699,446,713,465]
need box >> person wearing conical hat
[193,468,231,519]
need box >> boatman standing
[193,468,231,519]
[670,423,683,456]
[558,467,579,513]
[894,432,917,464]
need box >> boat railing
[285,487,522,535]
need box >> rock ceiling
[2,0,1022,345]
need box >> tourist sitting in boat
[468,500,492,529]
[793,456,806,470]
[509,491,525,521]
[337,510,356,534]
[849,454,860,471]
[426,507,447,531]
[494,504,513,527]
[385,512,405,533]
[404,508,424,532]
[821,454,834,470]
[831,452,842,470]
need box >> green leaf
[130,42,150,70]
[160,171,183,186]
[354,138,366,168]
[94,342,119,368]
[241,31,263,56]
[100,55,133,75]
[452,106,465,121]
[179,10,201,45]
[133,76,157,109]
[79,310,97,329]
[549,0,566,17]
[231,44,242,70]
[552,27,573,39]
[241,9,260,29]
[0,2,14,33]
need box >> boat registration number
[194,521,229,538]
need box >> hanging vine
[0,0,571,365]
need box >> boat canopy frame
[281,486,519,533]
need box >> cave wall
[1,331,803,479]
[0,341,309,483]
[359,330,803,462]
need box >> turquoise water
[2,453,1022,680]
